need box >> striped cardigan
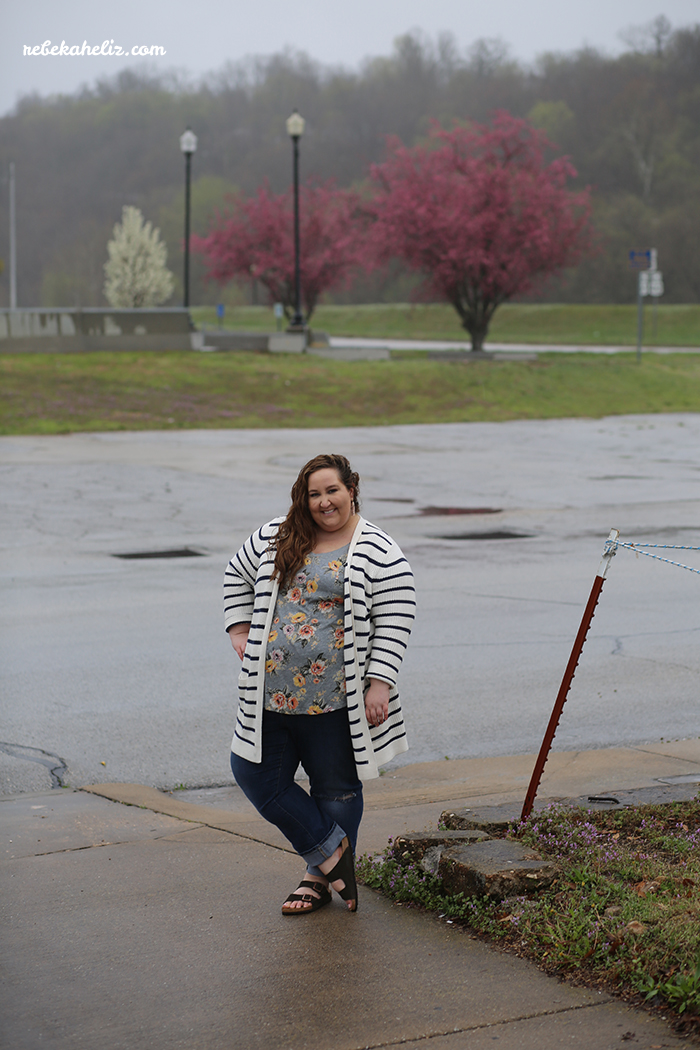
[223,516,416,781]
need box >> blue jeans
[231,708,363,876]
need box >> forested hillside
[0,21,698,309]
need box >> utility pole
[9,162,17,309]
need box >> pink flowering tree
[193,182,364,322]
[370,112,594,350]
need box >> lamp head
[286,110,305,139]
[180,128,198,154]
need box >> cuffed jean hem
[301,821,347,871]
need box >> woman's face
[307,468,355,534]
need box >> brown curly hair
[272,454,360,589]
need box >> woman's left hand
[364,679,390,727]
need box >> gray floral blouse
[263,543,349,715]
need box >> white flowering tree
[104,206,174,308]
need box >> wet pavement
[1,416,699,795]
[3,741,700,1049]
[2,415,699,1048]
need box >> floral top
[263,543,349,715]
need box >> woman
[224,453,415,915]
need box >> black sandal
[325,837,358,912]
[281,878,332,915]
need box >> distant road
[329,336,699,354]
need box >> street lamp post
[179,127,198,309]
[286,110,305,331]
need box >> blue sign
[216,303,225,320]
[628,249,654,271]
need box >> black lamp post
[179,127,197,308]
[286,110,305,331]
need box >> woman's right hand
[227,623,250,660]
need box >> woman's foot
[319,837,358,912]
[281,875,332,914]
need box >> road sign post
[649,272,664,341]
[628,249,659,362]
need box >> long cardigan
[223,516,416,781]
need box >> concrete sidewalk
[3,742,699,1050]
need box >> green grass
[191,303,700,347]
[2,350,700,435]
[357,799,700,1035]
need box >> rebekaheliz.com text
[23,40,166,58]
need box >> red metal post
[520,529,619,821]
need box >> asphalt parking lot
[2,414,699,795]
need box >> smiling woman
[223,453,416,916]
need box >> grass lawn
[191,303,700,348]
[358,799,700,1037]
[2,350,700,435]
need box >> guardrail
[0,308,194,352]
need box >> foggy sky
[2,0,698,117]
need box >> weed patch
[357,799,700,1038]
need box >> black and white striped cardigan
[223,516,416,780]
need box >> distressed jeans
[231,708,364,875]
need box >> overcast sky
[2,0,698,118]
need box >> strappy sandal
[325,837,358,912]
[281,878,332,915]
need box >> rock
[269,333,306,354]
[438,839,558,901]
[440,804,524,835]
[307,329,329,347]
[419,846,443,875]
[201,331,269,352]
[392,829,491,868]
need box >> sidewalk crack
[351,1000,613,1048]
[9,824,208,858]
